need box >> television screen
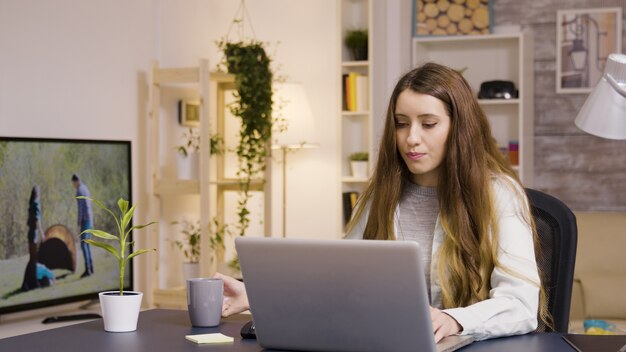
[0,137,132,314]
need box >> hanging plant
[218,39,273,240]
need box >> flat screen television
[0,137,132,315]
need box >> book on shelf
[355,74,368,112]
[342,73,348,111]
[342,191,360,225]
[342,72,369,112]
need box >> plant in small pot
[348,151,369,179]
[171,218,229,280]
[171,220,200,280]
[79,196,156,333]
[345,29,368,61]
[175,128,200,180]
[175,129,225,180]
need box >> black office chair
[525,188,578,333]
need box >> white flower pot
[350,161,368,179]
[99,291,143,332]
[182,262,200,281]
[176,152,199,180]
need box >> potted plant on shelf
[345,29,368,61]
[171,220,200,280]
[79,196,157,333]
[175,129,225,180]
[175,128,200,180]
[348,151,369,179]
[171,218,229,280]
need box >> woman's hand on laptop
[214,272,250,317]
[430,307,462,343]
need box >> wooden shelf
[342,176,369,183]
[342,110,370,116]
[153,68,234,85]
[147,60,272,308]
[478,99,520,106]
[342,60,370,68]
[154,178,265,196]
[414,33,523,43]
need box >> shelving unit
[339,0,374,230]
[412,33,534,186]
[146,59,271,308]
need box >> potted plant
[218,39,273,242]
[171,220,200,280]
[175,128,200,180]
[348,151,369,178]
[171,218,229,280]
[175,128,225,180]
[79,196,157,333]
[345,29,368,61]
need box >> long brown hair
[346,63,551,326]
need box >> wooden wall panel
[493,0,626,211]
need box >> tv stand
[41,313,101,324]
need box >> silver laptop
[235,237,474,352]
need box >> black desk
[0,309,574,351]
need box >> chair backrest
[525,188,578,333]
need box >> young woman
[217,62,548,342]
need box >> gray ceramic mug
[186,278,223,327]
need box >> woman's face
[394,89,451,187]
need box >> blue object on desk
[584,319,617,334]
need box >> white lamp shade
[272,82,318,148]
[575,53,626,140]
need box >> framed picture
[556,7,622,94]
[178,99,200,127]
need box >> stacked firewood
[415,0,491,36]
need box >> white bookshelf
[412,33,535,186]
[339,0,375,231]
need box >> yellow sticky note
[185,333,234,344]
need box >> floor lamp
[575,53,626,139]
[271,83,318,237]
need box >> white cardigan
[346,176,539,341]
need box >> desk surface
[0,309,574,351]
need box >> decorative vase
[182,262,200,281]
[98,291,143,332]
[175,152,199,180]
[350,161,368,179]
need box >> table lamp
[574,53,626,140]
[271,82,319,237]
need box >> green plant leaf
[78,196,117,221]
[118,198,129,215]
[81,229,118,241]
[84,239,121,260]
[127,248,156,261]
[121,204,136,237]
[127,222,158,234]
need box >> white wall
[1,0,340,293]
[0,0,157,296]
